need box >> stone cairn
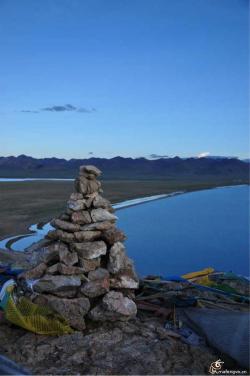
[20,165,138,330]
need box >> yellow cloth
[182,267,214,281]
[4,286,73,335]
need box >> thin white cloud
[197,152,210,158]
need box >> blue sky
[0,0,248,159]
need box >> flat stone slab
[52,219,81,232]
[91,208,117,222]
[72,241,107,259]
[74,230,101,242]
[33,275,82,294]
[80,221,114,231]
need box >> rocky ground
[0,315,219,375]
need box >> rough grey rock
[107,242,127,274]
[51,289,78,298]
[78,257,101,272]
[72,241,107,259]
[69,193,83,200]
[52,219,81,232]
[88,268,109,281]
[67,199,86,211]
[71,211,92,225]
[58,264,86,275]
[28,241,66,266]
[81,278,109,298]
[80,221,115,232]
[0,318,218,375]
[59,213,70,221]
[80,268,110,298]
[47,229,75,243]
[110,274,139,289]
[18,262,47,280]
[74,230,101,242]
[33,275,81,294]
[75,177,101,195]
[65,208,73,215]
[93,195,112,209]
[46,263,59,275]
[34,243,60,265]
[102,229,126,246]
[110,261,139,289]
[91,208,117,223]
[84,192,98,208]
[59,246,78,266]
[36,295,90,331]
[89,291,137,322]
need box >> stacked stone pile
[19,165,138,330]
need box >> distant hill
[0,155,249,181]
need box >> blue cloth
[0,266,24,287]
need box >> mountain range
[0,155,249,180]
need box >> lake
[117,185,249,277]
[0,185,249,277]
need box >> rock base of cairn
[19,165,138,330]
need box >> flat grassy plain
[0,177,246,239]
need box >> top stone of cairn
[80,165,101,177]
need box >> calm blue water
[117,186,250,277]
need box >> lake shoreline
[0,183,248,252]
[0,191,185,251]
